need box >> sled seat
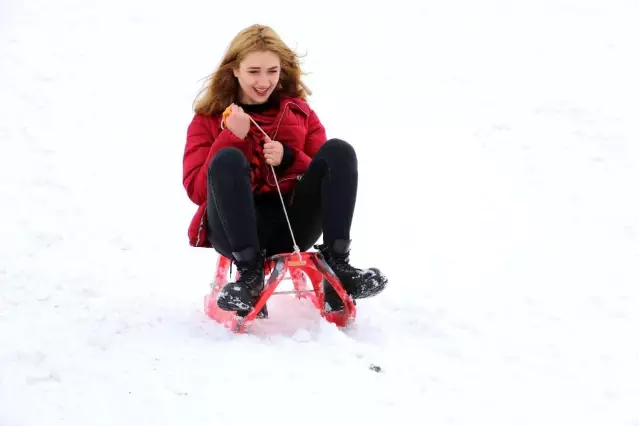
[204,251,356,333]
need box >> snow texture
[1,0,639,425]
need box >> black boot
[316,239,388,312]
[217,247,265,313]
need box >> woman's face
[234,50,281,104]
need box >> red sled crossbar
[204,251,356,333]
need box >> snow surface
[2,0,639,424]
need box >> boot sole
[217,292,253,312]
[350,269,388,299]
[217,287,268,318]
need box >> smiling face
[233,50,281,104]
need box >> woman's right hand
[224,104,250,139]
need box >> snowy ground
[2,0,639,424]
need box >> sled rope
[247,115,301,260]
[223,108,301,260]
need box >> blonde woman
[183,24,387,314]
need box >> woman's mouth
[253,87,269,97]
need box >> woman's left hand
[263,136,284,166]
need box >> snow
[1,0,639,424]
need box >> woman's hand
[263,136,284,166]
[225,104,250,139]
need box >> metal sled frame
[204,251,357,333]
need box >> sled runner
[204,250,357,333]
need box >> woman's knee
[208,147,247,178]
[320,138,357,167]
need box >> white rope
[247,116,302,261]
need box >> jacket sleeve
[182,114,245,205]
[303,108,326,157]
[273,144,295,173]
[288,108,327,173]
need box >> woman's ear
[232,68,239,78]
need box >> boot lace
[315,244,359,275]
[235,262,263,289]
[228,250,266,291]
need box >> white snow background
[1,0,638,425]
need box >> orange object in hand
[222,107,232,125]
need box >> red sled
[204,251,356,333]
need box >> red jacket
[182,95,327,247]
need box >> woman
[182,24,387,313]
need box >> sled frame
[204,251,356,333]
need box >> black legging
[206,138,358,260]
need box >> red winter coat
[182,95,327,247]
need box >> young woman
[182,24,387,313]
